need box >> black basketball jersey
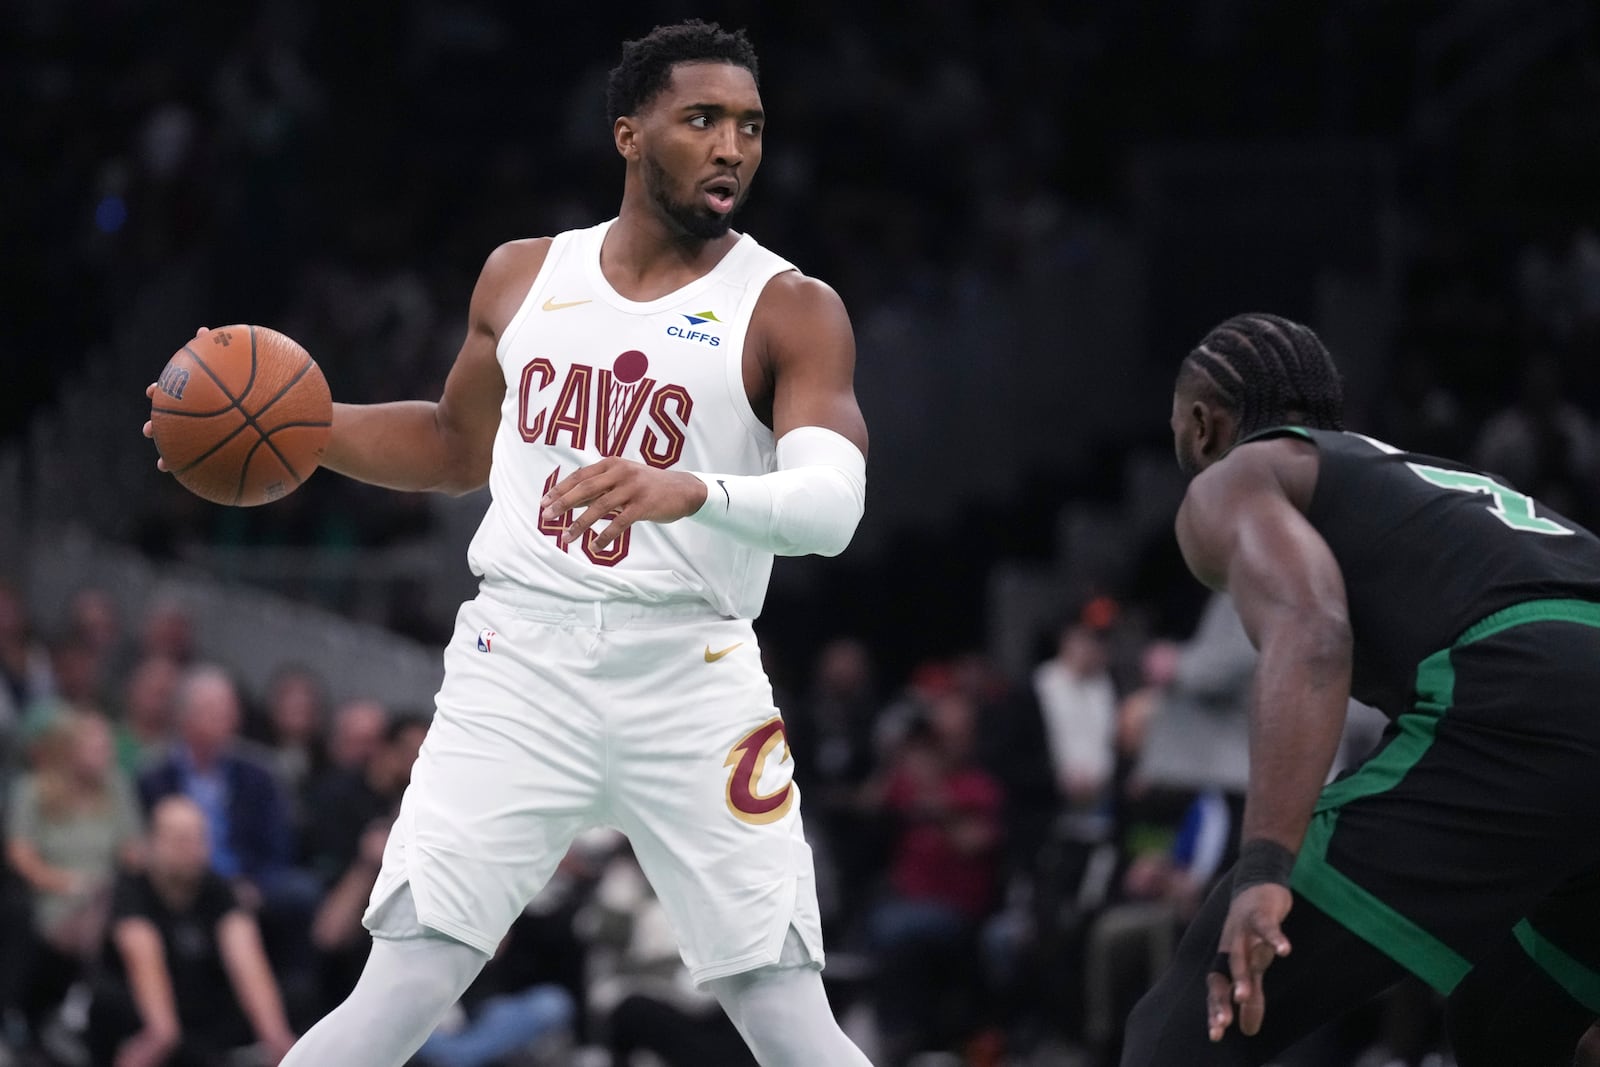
[1248,427,1600,715]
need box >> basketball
[149,325,332,507]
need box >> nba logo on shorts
[476,629,496,653]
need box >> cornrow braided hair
[1180,312,1345,438]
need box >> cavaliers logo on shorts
[723,718,794,825]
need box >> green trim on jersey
[1291,598,1600,995]
[1513,920,1600,1014]
[1233,424,1313,450]
[1292,643,1469,993]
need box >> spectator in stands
[1135,592,1255,812]
[114,656,182,776]
[138,664,321,1012]
[256,664,328,832]
[784,637,882,928]
[305,715,427,999]
[66,586,128,706]
[865,692,1005,1065]
[138,597,196,667]
[43,637,107,720]
[5,712,143,1041]
[583,844,756,1067]
[0,581,54,728]
[89,795,296,1066]
[138,666,295,905]
[413,914,577,1067]
[1083,790,1233,1062]
[1473,353,1598,526]
[1033,609,1118,812]
[322,698,389,776]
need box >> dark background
[7,0,1600,685]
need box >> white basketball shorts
[363,585,825,985]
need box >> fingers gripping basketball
[149,325,332,507]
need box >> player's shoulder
[473,238,556,332]
[753,269,851,332]
[482,237,556,282]
[1186,435,1320,515]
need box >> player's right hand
[1207,881,1292,1042]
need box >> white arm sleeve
[687,426,866,557]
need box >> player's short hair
[605,19,759,124]
[1179,313,1345,438]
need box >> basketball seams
[171,420,252,475]
[241,325,260,403]
[256,419,333,433]
[249,357,319,422]
[150,404,239,418]
[255,429,304,486]
[199,342,316,487]
[244,357,324,488]
[232,434,271,506]
[182,343,241,403]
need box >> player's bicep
[764,276,869,455]
[1225,499,1349,648]
[1177,460,1348,644]
[435,239,550,485]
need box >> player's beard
[1175,436,1201,479]
[643,154,740,240]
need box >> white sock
[280,932,488,1066]
[706,934,872,1067]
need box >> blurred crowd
[1,577,1466,1067]
[8,2,1600,1065]
[10,1,1600,557]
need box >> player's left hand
[1207,882,1293,1042]
[542,457,708,551]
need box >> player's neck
[603,200,739,302]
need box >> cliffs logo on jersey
[517,350,691,467]
[723,718,794,825]
[666,309,722,346]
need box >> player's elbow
[1298,606,1352,672]
[438,464,490,497]
[434,433,493,496]
[773,466,865,557]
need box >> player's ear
[1196,401,1236,463]
[614,116,640,161]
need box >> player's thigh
[1122,880,1407,1067]
[373,600,603,950]
[1446,865,1600,1067]
[607,622,820,980]
[1294,623,1600,995]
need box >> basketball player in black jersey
[1121,313,1600,1066]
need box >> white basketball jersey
[466,219,797,618]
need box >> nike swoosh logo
[542,297,591,312]
[704,642,744,663]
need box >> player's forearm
[686,426,866,557]
[1240,612,1352,855]
[323,401,487,495]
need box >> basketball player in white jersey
[258,20,870,1067]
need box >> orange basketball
[150,325,332,507]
